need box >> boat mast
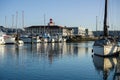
[22,11,24,28]
[12,15,14,32]
[15,11,19,43]
[16,11,18,34]
[103,0,109,37]
[44,14,46,33]
[5,16,7,28]
[96,16,98,36]
[12,15,14,28]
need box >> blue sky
[0,0,120,31]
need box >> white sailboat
[93,0,119,56]
[20,35,41,43]
[0,29,16,45]
[54,33,62,42]
[14,11,24,44]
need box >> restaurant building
[24,19,72,37]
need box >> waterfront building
[24,19,72,37]
[85,29,94,37]
[67,27,94,37]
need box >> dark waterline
[0,42,118,80]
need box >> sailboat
[93,0,119,56]
[0,29,16,45]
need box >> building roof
[24,25,65,29]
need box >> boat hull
[93,45,118,56]
[20,37,41,43]
[0,37,16,45]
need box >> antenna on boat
[103,0,109,37]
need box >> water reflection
[113,57,120,80]
[92,55,117,80]
[66,42,92,57]
[0,45,18,58]
[1,41,106,80]
[0,42,92,64]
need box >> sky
[0,0,120,31]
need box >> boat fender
[92,49,93,53]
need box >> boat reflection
[0,45,6,59]
[92,55,117,80]
[0,45,18,55]
[28,42,91,63]
[0,42,92,64]
[113,57,120,80]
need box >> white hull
[48,38,55,43]
[54,38,62,42]
[41,38,48,43]
[0,36,16,45]
[62,38,67,42]
[20,37,41,43]
[51,39,55,43]
[18,40,24,44]
[93,45,118,56]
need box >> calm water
[0,41,118,80]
